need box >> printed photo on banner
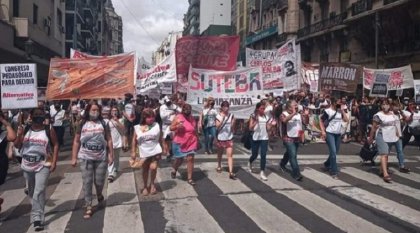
[46,52,135,100]
[136,53,176,94]
[363,65,414,90]
[0,63,38,109]
[175,35,240,93]
[369,83,388,97]
[186,66,263,119]
[318,63,361,93]
[277,39,300,91]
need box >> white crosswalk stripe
[302,167,420,228]
[1,162,420,233]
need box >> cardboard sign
[1,63,38,109]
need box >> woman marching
[71,101,113,219]
[215,101,236,180]
[14,108,58,231]
[130,108,162,196]
[107,106,125,183]
[248,102,276,181]
[170,104,199,185]
[319,97,349,179]
[279,100,309,181]
[368,99,403,183]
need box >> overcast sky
[112,0,188,64]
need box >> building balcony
[297,12,348,39]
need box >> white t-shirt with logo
[135,123,162,158]
[203,108,218,128]
[282,111,302,138]
[252,114,271,141]
[373,112,400,143]
[20,129,50,172]
[402,110,420,128]
[216,113,234,141]
[323,108,343,134]
[78,121,107,161]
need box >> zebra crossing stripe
[200,163,310,233]
[389,167,420,183]
[103,172,143,233]
[157,166,225,233]
[340,167,420,201]
[25,173,83,233]
[0,188,27,224]
[302,167,420,229]
[249,167,391,233]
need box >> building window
[33,4,38,24]
[340,0,349,14]
[57,9,63,26]
[320,1,330,21]
[13,0,19,17]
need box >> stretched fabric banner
[1,63,38,109]
[363,65,414,90]
[246,48,282,90]
[319,63,362,93]
[187,66,263,119]
[301,62,319,93]
[136,53,176,94]
[175,35,240,93]
[46,53,136,100]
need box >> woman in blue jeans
[320,97,349,179]
[279,100,309,181]
[199,97,218,154]
[249,102,276,181]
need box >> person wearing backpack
[14,108,59,231]
[215,101,236,180]
[248,102,276,181]
[71,101,113,219]
[319,97,349,179]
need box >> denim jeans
[395,139,405,168]
[325,132,341,175]
[23,166,50,223]
[204,126,216,152]
[250,140,268,171]
[281,141,301,178]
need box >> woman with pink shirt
[170,104,199,185]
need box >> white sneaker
[248,162,253,172]
[260,171,268,181]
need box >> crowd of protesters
[0,89,419,230]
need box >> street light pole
[73,0,77,50]
[375,12,379,69]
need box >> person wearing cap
[199,97,218,154]
[159,96,181,159]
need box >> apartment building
[0,0,66,86]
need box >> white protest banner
[301,62,319,93]
[160,82,173,95]
[187,66,263,119]
[414,80,420,104]
[136,53,176,94]
[1,64,38,109]
[246,48,282,90]
[278,39,300,91]
[363,65,414,90]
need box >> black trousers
[0,152,8,185]
[53,126,65,146]
[402,127,420,148]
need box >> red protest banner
[175,35,239,73]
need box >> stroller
[359,124,378,165]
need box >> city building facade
[153,31,182,65]
[0,0,66,86]
[102,0,123,55]
[297,0,420,78]
[183,0,200,35]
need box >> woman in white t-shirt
[368,99,401,183]
[248,101,276,181]
[402,100,420,149]
[215,101,236,180]
[320,97,349,179]
[199,97,218,154]
[106,106,125,182]
[131,108,162,196]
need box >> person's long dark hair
[81,101,103,124]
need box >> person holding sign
[215,101,236,180]
[368,99,403,183]
[320,97,349,179]
[14,108,59,231]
